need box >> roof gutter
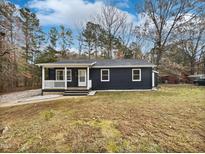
[35,62,155,68]
[92,65,155,68]
[36,62,96,67]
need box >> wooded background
[0,0,205,93]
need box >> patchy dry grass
[0,84,205,152]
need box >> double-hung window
[56,70,64,80]
[101,69,110,82]
[56,69,72,81]
[132,69,141,81]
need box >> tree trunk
[155,47,162,70]
[190,59,195,75]
[95,44,97,59]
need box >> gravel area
[0,94,65,107]
[0,89,42,103]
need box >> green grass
[0,84,205,152]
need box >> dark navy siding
[48,68,55,80]
[67,68,78,87]
[48,67,153,90]
[90,67,152,90]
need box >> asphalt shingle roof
[94,59,153,66]
[54,60,95,64]
[53,59,154,66]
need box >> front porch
[41,66,92,90]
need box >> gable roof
[36,59,155,67]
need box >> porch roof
[36,60,96,67]
[36,59,155,68]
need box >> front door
[78,69,86,86]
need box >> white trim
[152,70,155,87]
[90,62,96,66]
[42,66,45,90]
[101,69,110,82]
[96,89,153,92]
[36,63,155,68]
[55,69,64,80]
[67,69,72,82]
[78,69,87,86]
[64,67,67,89]
[87,67,89,89]
[93,65,155,68]
[36,62,96,67]
[132,69,141,81]
[153,70,159,74]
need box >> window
[101,69,110,82]
[56,70,64,80]
[67,69,72,82]
[132,69,141,81]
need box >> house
[36,59,158,95]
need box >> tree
[0,1,21,92]
[49,27,58,49]
[82,22,103,59]
[82,22,95,59]
[118,23,135,58]
[20,8,45,87]
[59,25,72,57]
[0,1,17,44]
[176,18,205,74]
[0,1,20,58]
[135,0,203,69]
[36,46,58,63]
[20,8,44,63]
[130,42,143,59]
[97,4,127,58]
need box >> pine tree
[20,8,44,63]
[49,27,58,49]
[59,25,72,58]
[20,8,45,86]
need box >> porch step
[63,89,89,96]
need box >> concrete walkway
[0,89,95,108]
[0,89,41,103]
[0,89,64,107]
[0,95,70,107]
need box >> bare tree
[120,22,134,48]
[135,0,204,69]
[176,17,205,74]
[74,20,87,57]
[97,4,127,58]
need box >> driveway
[0,95,69,107]
[0,89,64,107]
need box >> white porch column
[152,69,155,88]
[87,67,90,89]
[42,66,45,89]
[64,67,67,89]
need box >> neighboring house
[36,59,158,95]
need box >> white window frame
[55,69,64,81]
[101,69,110,82]
[132,69,141,81]
[67,69,72,82]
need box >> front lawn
[0,84,205,152]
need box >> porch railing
[44,80,92,89]
[44,80,65,89]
